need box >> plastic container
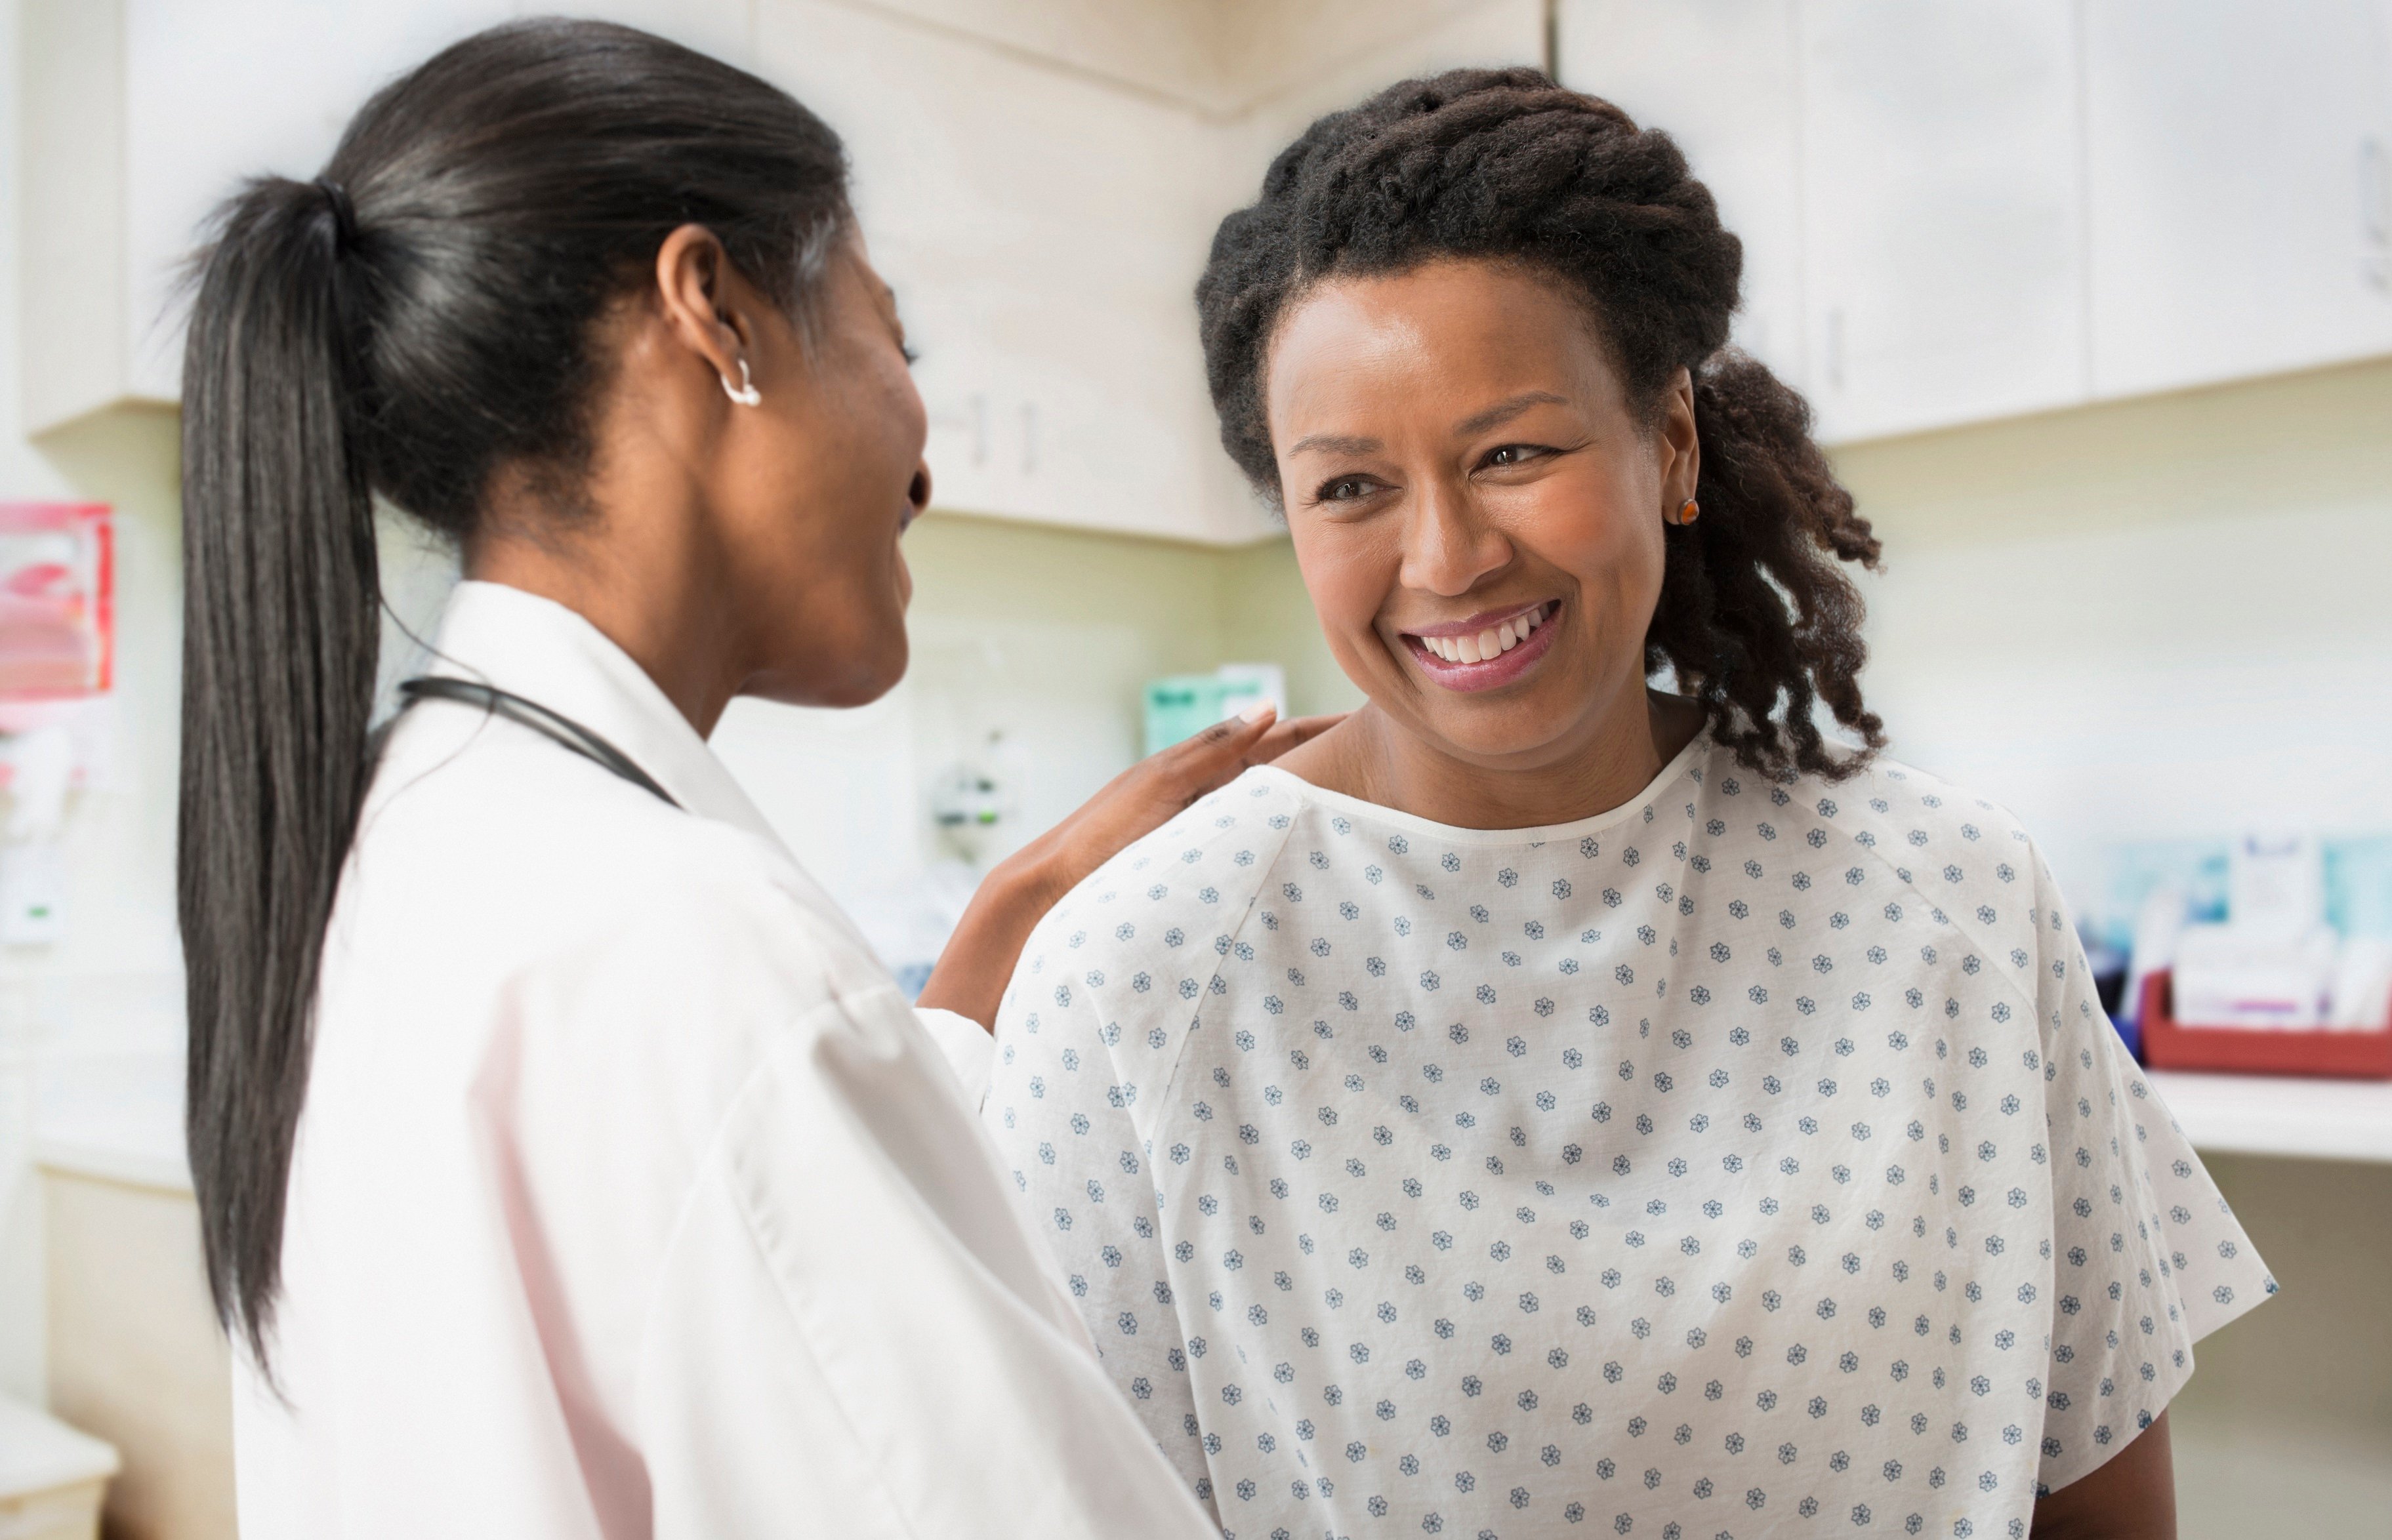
[0,1396,116,1540]
[2139,970,2392,1079]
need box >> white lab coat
[232,580,1214,1540]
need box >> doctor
[178,18,1325,1537]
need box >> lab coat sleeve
[637,982,1218,1540]
[914,1005,996,1110]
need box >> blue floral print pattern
[985,735,2271,1540]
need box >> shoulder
[997,769,1312,1049]
[1708,743,2067,997]
[346,723,880,1023]
[1027,768,1313,970]
[1695,740,2038,877]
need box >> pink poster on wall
[0,502,112,699]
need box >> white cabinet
[755,3,1262,543]
[23,0,754,433]
[1555,0,1808,391]
[20,0,1269,544]
[1796,0,2089,443]
[2082,0,2392,399]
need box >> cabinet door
[1555,0,1807,391]
[123,0,524,403]
[2082,0,2392,399]
[106,1,751,409]
[757,3,1263,544]
[1798,0,2089,443]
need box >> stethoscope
[395,677,680,808]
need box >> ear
[1655,365,1701,508]
[652,223,755,393]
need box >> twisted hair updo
[1195,67,1885,781]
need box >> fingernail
[1238,702,1275,723]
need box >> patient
[985,70,2267,1540]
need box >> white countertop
[2146,1068,2392,1164]
[31,1051,192,1194]
[0,1393,118,1495]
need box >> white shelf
[2146,1068,2392,1165]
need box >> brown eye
[1325,477,1371,500]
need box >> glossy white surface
[2147,1067,2392,1165]
[30,1052,189,1196]
[0,1392,118,1498]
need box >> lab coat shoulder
[636,908,1221,1540]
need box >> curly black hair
[1195,67,1885,782]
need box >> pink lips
[1401,600,1560,693]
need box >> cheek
[1512,466,1666,608]
[1289,522,1396,645]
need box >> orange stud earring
[1674,498,1701,525]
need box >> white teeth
[1418,606,1557,666]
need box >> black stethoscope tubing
[395,677,682,809]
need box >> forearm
[913,706,1342,1030]
[2030,1411,2175,1540]
[913,849,1066,1030]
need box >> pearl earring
[721,357,762,407]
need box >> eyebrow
[1454,390,1569,437]
[1286,431,1382,457]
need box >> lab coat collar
[425,580,788,851]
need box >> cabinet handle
[2364,137,2390,243]
[1825,307,1847,390]
[2364,138,2390,293]
[970,393,989,468]
[1021,401,1038,476]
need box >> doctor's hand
[917,706,1344,1031]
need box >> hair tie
[315,178,360,255]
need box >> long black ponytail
[178,19,853,1367]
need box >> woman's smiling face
[1264,259,1698,773]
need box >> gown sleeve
[2027,845,2276,1493]
[980,920,1220,1515]
[635,969,1216,1539]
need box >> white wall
[1839,357,2392,932]
[0,0,192,1405]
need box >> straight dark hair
[178,18,851,1368]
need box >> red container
[2139,970,2392,1079]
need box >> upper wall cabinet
[1556,0,1808,392]
[21,0,750,434]
[2082,0,2392,399]
[1797,0,2089,443]
[20,0,1269,543]
[756,3,1264,544]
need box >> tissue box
[2141,971,2392,1078]
[2168,923,2338,1028]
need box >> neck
[1294,682,1704,830]
[464,471,742,738]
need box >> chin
[754,629,909,710]
[1398,684,1594,767]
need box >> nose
[905,461,932,527]
[1398,475,1512,598]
